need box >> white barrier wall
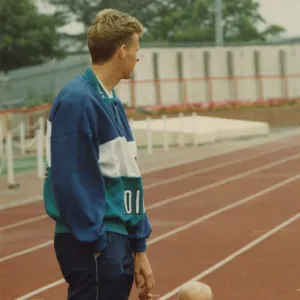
[182,49,207,103]
[232,47,257,101]
[134,49,157,107]
[209,48,231,101]
[260,46,282,99]
[115,44,300,106]
[286,45,300,99]
[2,44,300,107]
[115,80,131,105]
[157,49,182,105]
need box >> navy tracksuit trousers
[54,231,134,300]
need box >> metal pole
[0,72,9,108]
[215,0,224,46]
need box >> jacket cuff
[92,233,108,253]
[130,238,147,253]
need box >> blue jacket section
[46,68,151,253]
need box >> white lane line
[1,142,298,231]
[158,212,300,300]
[12,173,300,300]
[2,154,300,262]
[0,241,54,262]
[147,153,300,210]
[14,279,65,300]
[144,142,299,189]
[0,196,42,210]
[0,215,47,231]
[147,174,300,244]
[141,131,300,175]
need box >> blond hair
[87,9,143,64]
[178,281,213,300]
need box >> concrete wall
[1,45,299,108]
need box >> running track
[0,134,300,300]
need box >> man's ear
[118,44,127,60]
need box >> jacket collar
[83,67,116,100]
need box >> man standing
[43,8,154,300]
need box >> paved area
[0,155,37,176]
[0,126,299,209]
[136,127,300,173]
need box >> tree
[0,0,65,73]
[148,0,285,43]
[46,0,175,48]
[220,0,285,42]
[146,0,215,42]
[45,0,285,46]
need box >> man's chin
[122,73,134,80]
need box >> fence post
[129,118,135,138]
[36,127,44,179]
[19,121,26,156]
[0,122,3,158]
[146,116,152,154]
[192,112,197,146]
[6,131,19,189]
[178,113,184,148]
[38,116,44,133]
[162,114,168,152]
[0,72,9,107]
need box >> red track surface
[0,135,300,300]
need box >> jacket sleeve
[50,98,107,254]
[127,213,152,253]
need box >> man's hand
[134,252,155,296]
[138,291,153,300]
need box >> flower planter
[125,100,300,127]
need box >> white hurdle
[178,112,185,148]
[36,117,45,179]
[6,131,18,189]
[11,115,45,156]
[0,115,46,188]
[146,116,152,154]
[129,118,135,139]
[0,119,18,189]
[192,112,197,146]
[162,114,168,152]
[1,112,205,187]
[19,121,26,156]
[131,113,200,154]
